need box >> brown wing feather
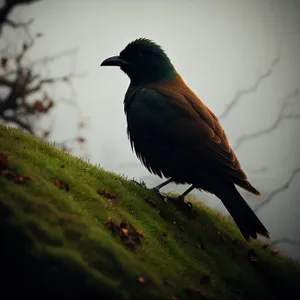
[146,75,261,196]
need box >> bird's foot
[131,180,148,189]
[152,187,162,195]
[178,195,193,209]
[131,180,166,199]
[168,194,193,213]
[151,187,168,202]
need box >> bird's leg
[152,178,173,192]
[131,180,148,189]
[178,185,195,208]
[131,178,173,196]
[133,177,195,210]
[178,185,195,200]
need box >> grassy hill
[0,124,299,299]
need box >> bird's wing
[126,80,260,196]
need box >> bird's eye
[137,52,143,58]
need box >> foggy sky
[10,0,300,259]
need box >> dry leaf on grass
[97,189,117,200]
[55,179,70,191]
[0,153,29,184]
[105,219,144,251]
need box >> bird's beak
[100,56,127,67]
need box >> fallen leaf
[137,276,145,284]
[55,179,70,191]
[121,228,128,237]
[105,219,144,251]
[97,189,117,200]
[1,167,29,184]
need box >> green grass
[0,124,299,299]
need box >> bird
[100,38,269,241]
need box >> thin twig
[233,90,300,150]
[254,167,300,213]
[219,56,280,120]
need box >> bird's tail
[215,184,270,240]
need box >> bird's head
[100,38,177,85]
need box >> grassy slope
[0,124,299,300]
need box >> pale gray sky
[10,0,300,259]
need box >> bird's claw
[166,195,193,214]
[131,180,147,189]
[152,188,168,202]
[131,180,166,200]
[152,187,161,194]
[178,195,193,209]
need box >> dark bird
[101,38,270,241]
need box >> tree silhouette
[0,0,88,155]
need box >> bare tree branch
[33,48,79,66]
[0,76,14,87]
[0,0,89,157]
[254,167,300,213]
[25,74,72,94]
[1,48,79,77]
[0,0,40,35]
[1,113,33,134]
[219,56,280,120]
[4,17,34,29]
[233,89,300,150]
